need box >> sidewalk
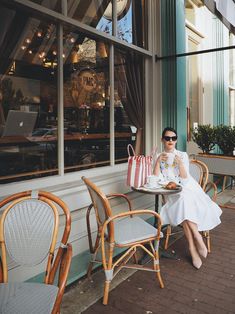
[61,191,235,314]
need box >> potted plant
[192,124,235,181]
[191,124,216,154]
[215,125,235,156]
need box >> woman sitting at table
[153,127,222,269]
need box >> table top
[131,185,182,196]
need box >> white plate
[157,180,169,186]
[143,184,162,189]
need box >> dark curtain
[120,52,144,155]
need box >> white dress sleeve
[179,151,190,185]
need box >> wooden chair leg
[153,252,164,289]
[87,261,94,279]
[156,270,164,289]
[103,280,111,305]
[133,251,138,264]
[164,225,171,250]
[102,241,114,305]
[87,235,101,278]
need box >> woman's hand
[154,153,167,176]
[174,155,183,166]
[174,155,187,179]
[156,152,168,163]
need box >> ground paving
[61,192,235,314]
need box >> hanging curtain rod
[155,45,235,61]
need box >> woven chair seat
[114,216,163,245]
[0,282,59,314]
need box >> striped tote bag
[126,144,153,188]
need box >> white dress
[157,149,222,231]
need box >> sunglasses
[163,136,178,142]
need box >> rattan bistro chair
[164,159,217,253]
[0,190,72,314]
[82,176,164,305]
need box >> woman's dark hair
[162,127,177,138]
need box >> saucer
[157,180,169,186]
[143,183,162,189]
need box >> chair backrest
[0,190,71,283]
[82,176,113,226]
[189,159,209,190]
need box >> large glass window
[0,5,58,183]
[67,0,112,35]
[116,0,147,49]
[0,1,146,184]
[62,28,112,172]
[67,0,147,49]
[31,0,62,12]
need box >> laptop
[2,110,38,137]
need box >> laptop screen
[2,110,38,137]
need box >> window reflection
[63,29,111,171]
[67,0,112,35]
[0,1,146,184]
[30,0,62,13]
[0,5,58,183]
[116,0,147,49]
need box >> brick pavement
[82,207,235,314]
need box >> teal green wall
[161,0,187,151]
[213,18,229,126]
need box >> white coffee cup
[166,153,175,165]
[146,175,159,187]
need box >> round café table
[131,184,182,260]
[131,184,182,213]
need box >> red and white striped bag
[126,144,153,188]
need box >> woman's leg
[187,221,207,258]
[182,220,202,269]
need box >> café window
[62,27,135,172]
[67,0,148,49]
[67,0,112,35]
[0,5,58,183]
[30,0,62,13]
[115,0,147,49]
[0,3,144,184]
[63,31,111,172]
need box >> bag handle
[150,146,158,157]
[127,144,136,157]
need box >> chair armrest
[0,256,3,283]
[106,193,132,211]
[205,181,217,201]
[51,243,73,314]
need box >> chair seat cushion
[0,282,59,314]
[114,216,162,245]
